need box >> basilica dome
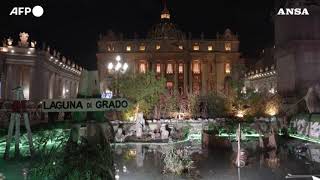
[148,22,185,40]
[148,5,185,40]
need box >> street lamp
[107,55,128,96]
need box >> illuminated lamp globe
[123,63,128,71]
[116,55,121,62]
[115,62,122,71]
[108,62,113,70]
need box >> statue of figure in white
[305,84,320,113]
[136,112,144,138]
[19,32,29,47]
[31,41,36,48]
[151,131,156,139]
[160,125,169,140]
[310,122,320,138]
[115,128,124,142]
[7,38,13,46]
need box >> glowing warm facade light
[192,61,200,74]
[11,49,15,53]
[178,64,183,74]
[156,63,161,73]
[225,42,232,51]
[139,63,146,73]
[139,45,145,51]
[225,63,231,74]
[126,46,131,52]
[27,51,31,54]
[193,45,200,51]
[166,63,173,74]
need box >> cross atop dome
[161,0,170,20]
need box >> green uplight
[289,134,320,144]
[218,133,262,137]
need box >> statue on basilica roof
[7,38,13,46]
[19,32,29,47]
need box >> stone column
[148,60,153,72]
[70,81,74,98]
[183,63,188,95]
[201,61,208,95]
[174,62,178,92]
[28,66,34,100]
[189,61,193,94]
[161,63,165,77]
[151,61,156,72]
[5,64,13,99]
[13,65,18,88]
[0,72,5,99]
[53,74,58,98]
[68,80,72,98]
[43,71,50,99]
[48,73,55,99]
[55,75,61,98]
[76,82,79,95]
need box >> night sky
[0,0,275,70]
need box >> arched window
[178,64,183,74]
[225,63,231,74]
[225,42,231,51]
[139,63,146,73]
[166,63,173,74]
[192,61,200,74]
[156,64,161,74]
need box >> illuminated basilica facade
[97,5,242,96]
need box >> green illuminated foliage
[119,71,166,119]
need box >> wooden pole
[3,86,34,159]
[23,113,34,156]
[237,123,241,167]
[14,114,21,157]
[3,114,15,159]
